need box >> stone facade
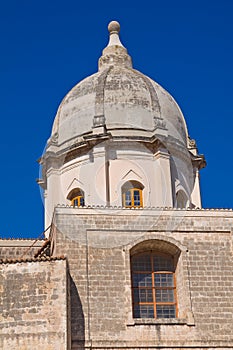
[50,206,233,349]
[0,257,70,350]
[1,207,233,349]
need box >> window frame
[131,251,177,319]
[122,181,144,208]
[67,188,85,207]
[71,195,85,207]
[122,188,143,208]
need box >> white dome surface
[50,23,188,149]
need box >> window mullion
[123,192,126,207]
[151,253,156,318]
[131,189,134,207]
[174,273,178,317]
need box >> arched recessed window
[131,251,177,318]
[122,181,144,208]
[176,190,188,209]
[67,188,85,207]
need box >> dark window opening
[131,251,177,319]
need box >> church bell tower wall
[51,207,233,349]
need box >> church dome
[49,21,188,150]
[41,21,206,229]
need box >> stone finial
[106,20,124,48]
[98,20,132,71]
[108,21,120,34]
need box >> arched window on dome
[176,190,188,209]
[122,181,144,208]
[131,250,177,319]
[67,188,85,207]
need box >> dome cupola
[49,21,189,149]
[39,21,206,228]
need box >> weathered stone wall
[0,257,69,350]
[52,206,233,349]
[0,239,44,259]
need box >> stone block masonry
[0,239,44,260]
[0,257,70,350]
[52,206,233,349]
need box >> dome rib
[93,66,112,128]
[132,69,161,118]
[131,69,168,132]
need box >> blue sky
[0,0,232,238]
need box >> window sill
[127,316,194,326]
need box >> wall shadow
[69,274,85,350]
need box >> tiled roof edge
[0,238,46,241]
[0,255,66,265]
